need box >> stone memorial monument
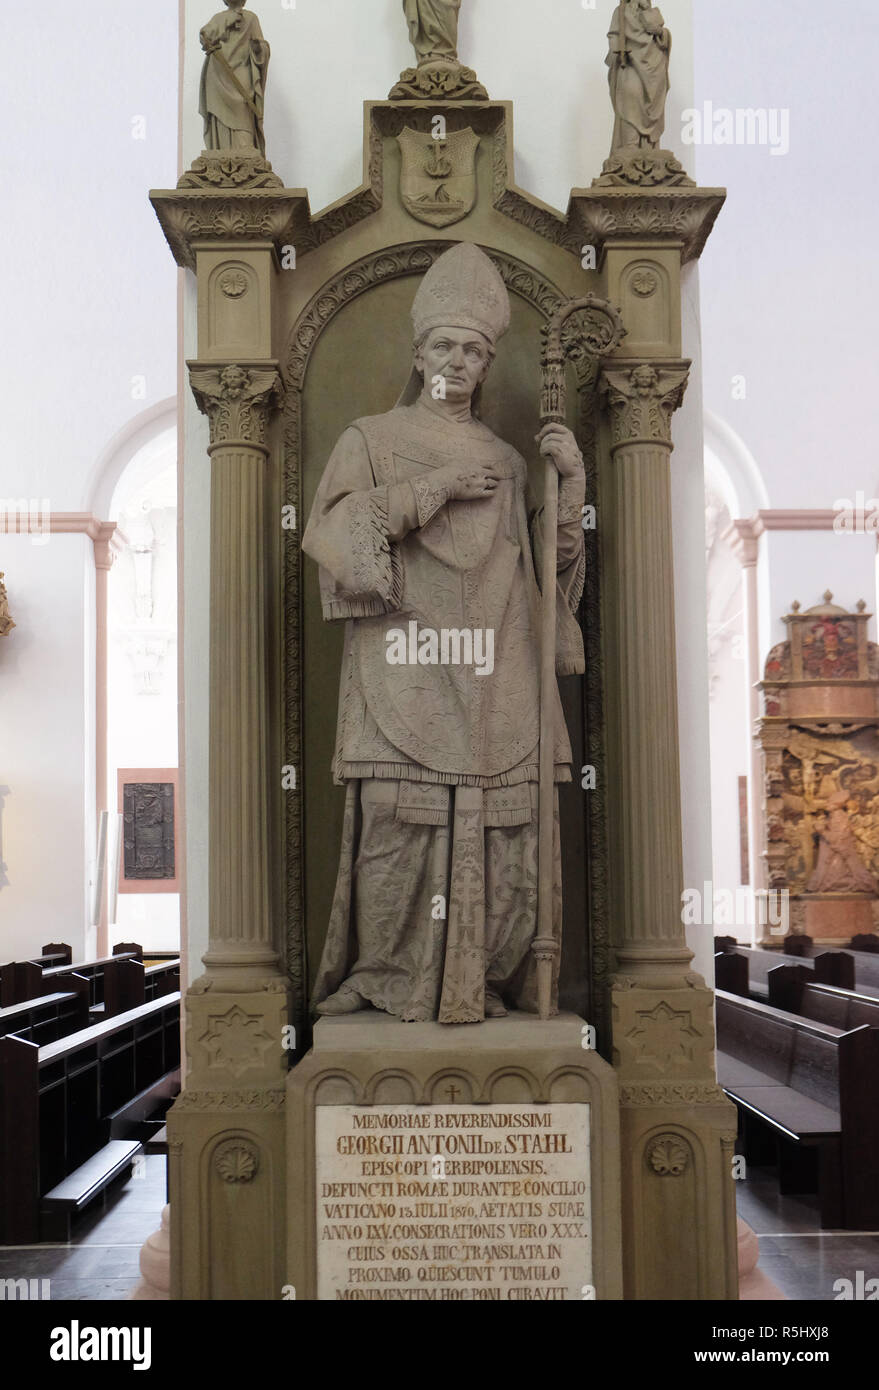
[757,594,879,944]
[151,0,737,1301]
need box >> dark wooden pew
[0,989,89,1046]
[767,965,879,1032]
[716,990,879,1229]
[0,992,181,1243]
[849,934,879,953]
[784,938,879,997]
[0,945,72,1007]
[731,945,855,1001]
[102,958,179,1017]
[112,942,144,962]
[14,952,140,1010]
[145,960,180,1000]
[714,950,749,997]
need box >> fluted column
[601,362,693,986]
[599,360,739,1300]
[166,360,289,1302]
[189,363,283,986]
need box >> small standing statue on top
[199,0,271,155]
[607,0,670,152]
[404,0,461,67]
[391,0,487,101]
[595,1,691,186]
[0,574,15,638]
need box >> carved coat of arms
[397,126,479,227]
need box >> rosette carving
[646,1134,690,1176]
[214,1139,259,1184]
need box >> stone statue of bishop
[302,244,586,1024]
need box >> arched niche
[279,242,603,1037]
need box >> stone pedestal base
[177,148,283,190]
[168,983,288,1300]
[612,982,740,1299]
[388,61,488,101]
[592,148,695,188]
[804,894,876,942]
[286,1012,622,1301]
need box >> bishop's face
[415,326,492,406]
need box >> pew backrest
[0,990,89,1045]
[768,965,879,1032]
[714,950,749,997]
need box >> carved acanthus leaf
[601,364,689,448]
[189,364,283,447]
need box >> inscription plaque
[316,1103,592,1301]
[122,781,176,880]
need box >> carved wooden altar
[758,593,879,943]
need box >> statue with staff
[303,243,595,1024]
[199,0,271,155]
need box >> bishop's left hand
[536,423,583,480]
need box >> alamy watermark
[385,621,495,678]
[681,882,789,936]
[681,103,790,157]
[1,1277,51,1300]
[0,497,50,546]
[833,492,879,534]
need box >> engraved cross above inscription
[316,1103,592,1301]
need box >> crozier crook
[534,296,626,1019]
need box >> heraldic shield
[397,126,480,228]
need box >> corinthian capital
[189,363,283,448]
[601,363,690,450]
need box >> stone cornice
[152,104,725,273]
[1,511,119,563]
[150,188,314,273]
[570,186,726,266]
[723,519,760,567]
[753,509,841,534]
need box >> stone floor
[2,1153,877,1300]
[0,1153,166,1301]
[737,1166,879,1301]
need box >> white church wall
[181,291,211,989]
[676,263,716,978]
[694,0,879,509]
[0,534,94,962]
[107,455,181,954]
[2,3,178,965]
[759,529,879,656]
[2,4,178,509]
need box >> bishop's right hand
[440,464,501,501]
